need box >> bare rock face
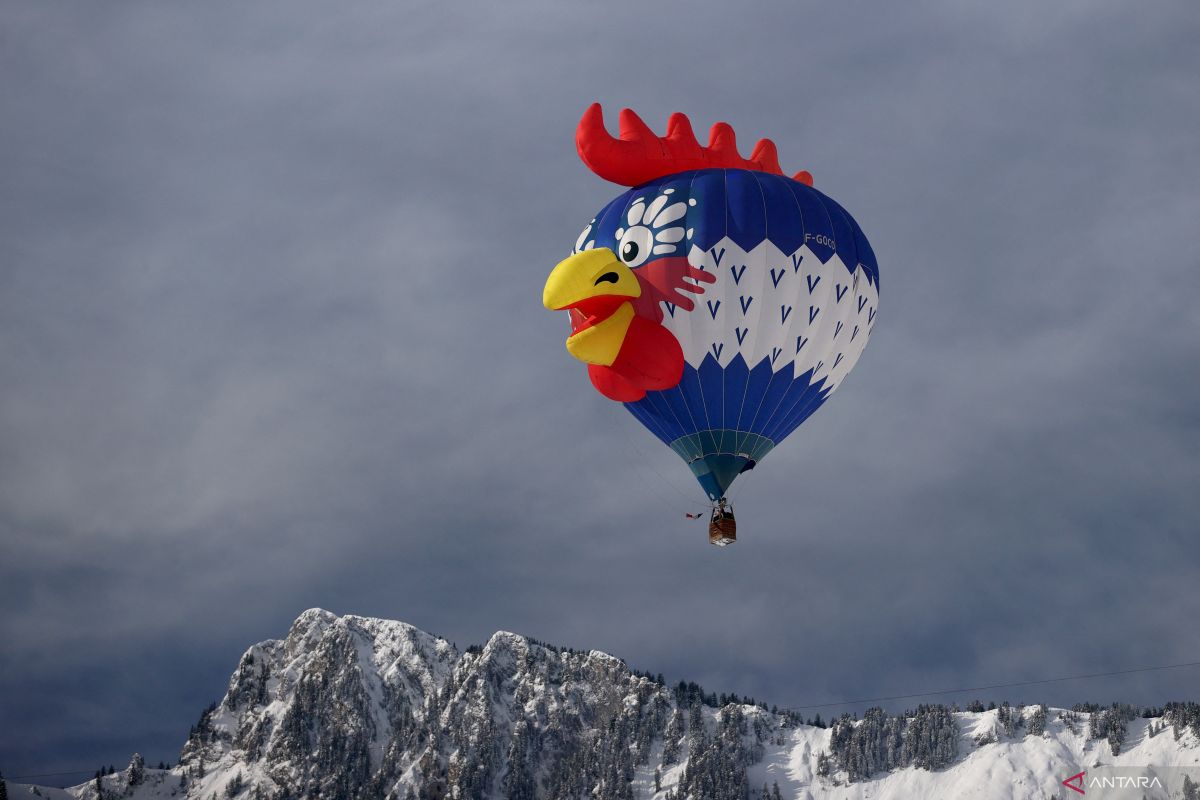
[175,610,769,800]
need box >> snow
[26,711,1200,800]
[738,709,1200,800]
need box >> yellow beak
[542,248,641,311]
[543,248,642,367]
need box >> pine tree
[662,708,683,764]
[997,703,1023,738]
[1027,704,1047,737]
[0,769,8,800]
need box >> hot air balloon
[543,104,879,544]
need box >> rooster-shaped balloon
[544,104,879,508]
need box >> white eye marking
[617,225,654,267]
[653,202,687,228]
[627,202,645,226]
[612,194,698,261]
[642,195,669,225]
[686,228,694,239]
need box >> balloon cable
[603,402,710,518]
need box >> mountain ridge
[11,609,1200,799]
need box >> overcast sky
[2,0,1198,783]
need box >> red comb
[576,103,813,187]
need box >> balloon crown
[576,103,813,189]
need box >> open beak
[543,248,642,366]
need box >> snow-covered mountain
[12,609,1200,799]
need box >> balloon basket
[709,501,736,546]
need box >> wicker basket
[709,515,737,546]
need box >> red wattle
[586,316,685,402]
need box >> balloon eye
[617,225,653,267]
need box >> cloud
[2,0,1198,779]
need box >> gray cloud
[2,0,1198,781]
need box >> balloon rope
[604,402,709,517]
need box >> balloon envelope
[572,168,880,500]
